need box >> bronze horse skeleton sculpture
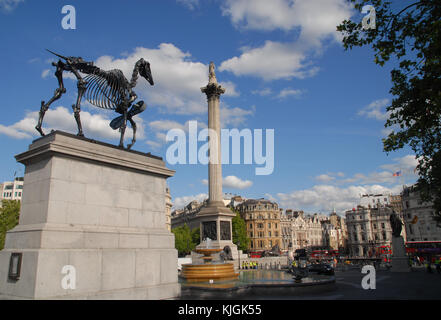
[35,50,154,149]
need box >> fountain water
[180,238,238,283]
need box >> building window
[268,231,271,237]
[249,223,252,229]
[381,223,385,229]
[268,223,271,229]
[373,224,377,229]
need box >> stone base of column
[195,203,238,259]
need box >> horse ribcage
[83,69,127,110]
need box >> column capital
[201,83,225,99]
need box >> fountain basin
[179,270,336,299]
[181,263,239,282]
[194,248,223,264]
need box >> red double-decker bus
[310,250,328,259]
[377,245,391,263]
[329,250,339,257]
[405,241,441,255]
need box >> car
[308,263,335,275]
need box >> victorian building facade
[345,205,394,257]
[236,198,282,251]
[402,185,441,242]
[280,210,346,252]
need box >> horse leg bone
[119,108,128,148]
[35,61,66,136]
[127,117,137,150]
[71,69,86,137]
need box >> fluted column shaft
[201,83,225,206]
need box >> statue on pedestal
[35,50,154,149]
[390,210,403,237]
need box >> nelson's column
[196,62,238,258]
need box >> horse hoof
[35,126,45,137]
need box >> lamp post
[238,240,241,270]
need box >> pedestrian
[426,262,433,273]
[435,258,441,274]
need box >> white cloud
[277,184,403,214]
[358,98,390,121]
[146,119,207,149]
[176,0,199,10]
[315,174,335,183]
[41,69,51,79]
[173,193,207,209]
[0,0,24,12]
[223,175,253,189]
[219,0,353,81]
[146,139,162,150]
[252,88,272,96]
[93,44,239,115]
[221,104,255,127]
[202,175,253,190]
[380,155,419,174]
[149,120,187,133]
[312,155,419,186]
[219,41,319,81]
[221,0,351,41]
[220,81,240,97]
[277,88,303,99]
[0,106,141,142]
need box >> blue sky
[0,0,418,214]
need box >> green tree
[232,210,250,252]
[191,227,200,247]
[172,224,199,257]
[0,200,21,250]
[337,0,441,220]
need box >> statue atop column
[208,61,217,84]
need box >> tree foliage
[0,200,21,250]
[232,210,250,252]
[337,0,441,218]
[172,224,200,257]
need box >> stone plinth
[391,236,411,272]
[0,131,180,299]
